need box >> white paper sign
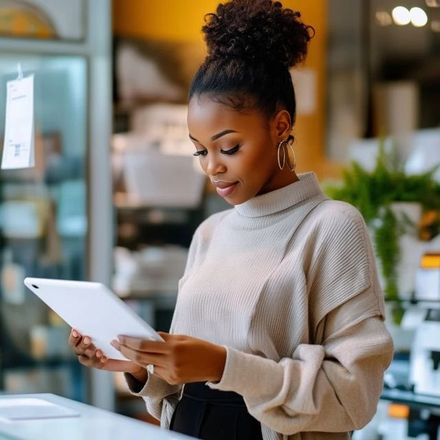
[1,74,35,169]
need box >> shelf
[114,193,202,212]
[381,388,440,409]
[385,298,440,305]
[2,357,80,370]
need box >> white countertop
[0,393,193,440]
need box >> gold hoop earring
[286,141,296,172]
[277,140,287,170]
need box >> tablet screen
[24,277,162,361]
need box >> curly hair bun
[202,0,314,69]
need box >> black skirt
[169,382,263,440]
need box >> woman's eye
[193,150,207,157]
[221,145,241,155]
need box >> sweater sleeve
[207,292,393,435]
[124,370,181,421]
[207,203,394,435]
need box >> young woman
[69,1,394,439]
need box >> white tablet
[24,277,163,361]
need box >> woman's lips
[212,180,239,197]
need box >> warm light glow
[410,7,428,27]
[431,19,440,31]
[392,6,411,25]
[426,0,440,7]
[376,11,393,26]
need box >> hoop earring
[277,140,287,170]
[286,141,296,172]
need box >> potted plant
[325,143,440,324]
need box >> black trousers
[170,382,263,440]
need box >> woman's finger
[78,354,94,368]
[82,347,98,359]
[73,338,98,357]
[80,336,92,349]
[117,344,166,367]
[78,349,106,369]
[157,331,171,341]
[68,329,83,347]
[117,335,168,353]
[79,337,99,354]
[103,358,145,373]
[78,352,143,373]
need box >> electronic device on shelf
[409,308,440,397]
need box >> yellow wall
[113,0,336,177]
[282,1,328,176]
[113,0,219,43]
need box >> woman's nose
[205,155,226,176]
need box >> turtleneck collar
[234,172,324,218]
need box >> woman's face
[187,94,294,205]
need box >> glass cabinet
[0,0,113,409]
[0,54,87,400]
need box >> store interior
[0,0,439,439]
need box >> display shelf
[1,356,78,370]
[385,298,440,303]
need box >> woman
[69,1,394,439]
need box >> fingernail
[96,351,101,358]
[84,337,90,345]
[72,330,78,337]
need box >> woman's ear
[272,109,292,140]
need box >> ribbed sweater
[127,172,394,440]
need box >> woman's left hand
[111,332,226,385]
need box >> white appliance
[409,308,440,397]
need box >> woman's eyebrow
[189,129,238,143]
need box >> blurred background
[0,1,439,439]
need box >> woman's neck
[257,169,300,196]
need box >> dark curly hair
[189,0,314,126]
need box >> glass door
[0,0,113,409]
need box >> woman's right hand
[68,329,148,383]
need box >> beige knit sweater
[127,172,394,440]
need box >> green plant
[325,142,440,321]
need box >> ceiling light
[410,7,428,27]
[392,6,411,25]
[376,11,393,26]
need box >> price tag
[1,74,35,169]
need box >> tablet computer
[24,277,163,361]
